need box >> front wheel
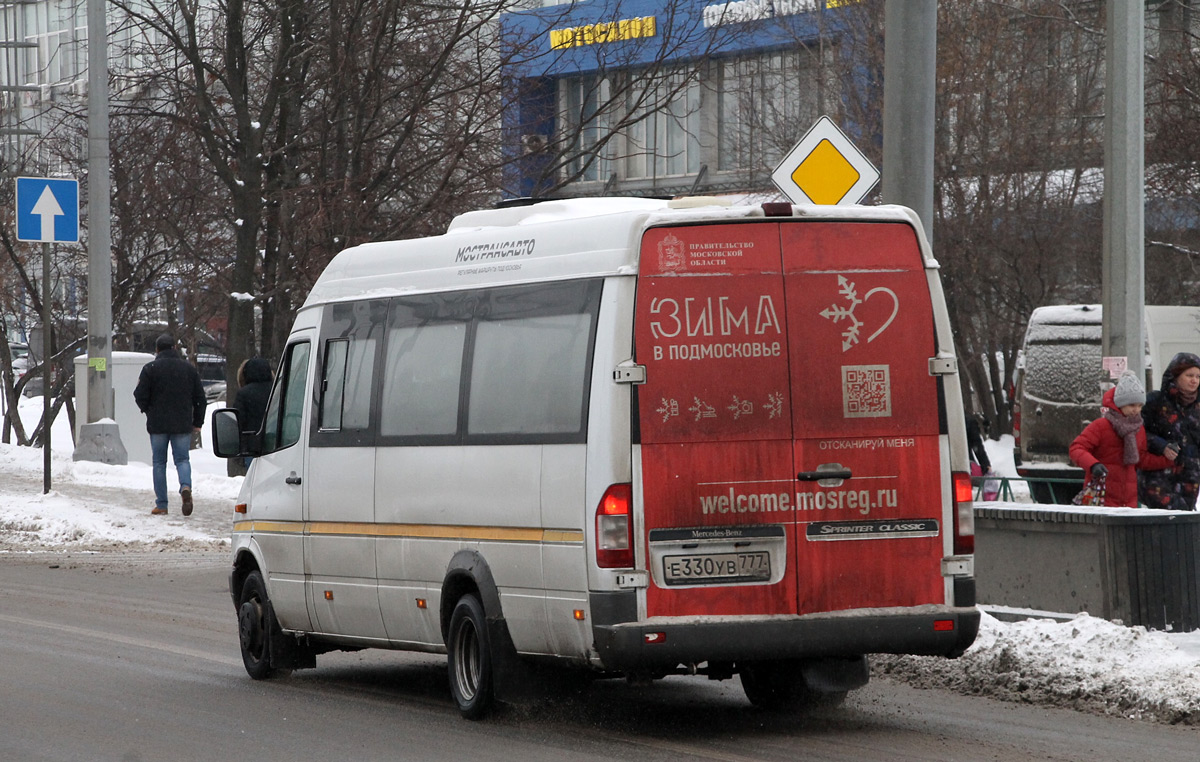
[447,594,495,719]
[238,570,284,680]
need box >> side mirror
[211,408,244,458]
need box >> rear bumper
[592,605,980,673]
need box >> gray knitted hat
[1113,370,1146,407]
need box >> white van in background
[212,197,979,718]
[1145,306,1200,388]
[1013,304,1200,502]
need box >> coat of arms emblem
[658,233,686,272]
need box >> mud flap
[268,600,316,671]
[801,655,869,693]
[486,615,537,704]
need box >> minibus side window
[320,339,349,430]
[464,279,600,442]
[374,281,599,446]
[311,300,386,445]
[319,335,377,431]
[379,320,466,437]
[263,341,310,453]
[468,311,592,436]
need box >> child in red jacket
[1069,371,1175,507]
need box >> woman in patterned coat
[1140,352,1200,511]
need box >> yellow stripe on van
[233,520,582,545]
[541,529,585,543]
[233,520,303,534]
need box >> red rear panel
[782,222,944,613]
[634,220,945,620]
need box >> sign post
[15,177,80,493]
[771,116,880,206]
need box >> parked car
[7,341,32,393]
[196,353,227,403]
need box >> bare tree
[1145,0,1200,302]
[109,0,520,383]
[930,1,1110,435]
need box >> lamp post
[73,0,127,465]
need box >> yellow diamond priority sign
[771,116,879,205]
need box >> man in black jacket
[133,334,207,516]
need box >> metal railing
[971,475,1084,504]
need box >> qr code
[842,365,892,418]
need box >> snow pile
[876,612,1200,724]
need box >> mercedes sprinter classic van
[212,198,979,718]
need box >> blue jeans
[151,432,193,510]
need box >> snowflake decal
[765,392,784,419]
[819,275,864,352]
[656,398,679,423]
[688,397,717,421]
[728,396,753,420]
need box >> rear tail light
[952,471,975,554]
[596,483,634,568]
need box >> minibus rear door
[780,221,945,614]
[634,222,798,618]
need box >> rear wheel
[739,660,847,711]
[447,594,494,719]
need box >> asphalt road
[1,552,1197,762]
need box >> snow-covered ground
[2,392,1200,724]
[0,390,238,551]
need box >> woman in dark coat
[1140,352,1200,511]
[234,357,273,436]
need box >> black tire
[739,660,846,711]
[237,571,282,680]
[447,594,495,719]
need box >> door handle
[797,463,852,485]
[285,473,302,485]
[797,470,852,481]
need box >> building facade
[499,0,868,199]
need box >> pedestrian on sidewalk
[233,356,273,467]
[1140,352,1200,511]
[1069,371,1173,508]
[133,334,206,516]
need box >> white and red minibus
[213,197,979,718]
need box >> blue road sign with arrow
[15,177,79,243]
